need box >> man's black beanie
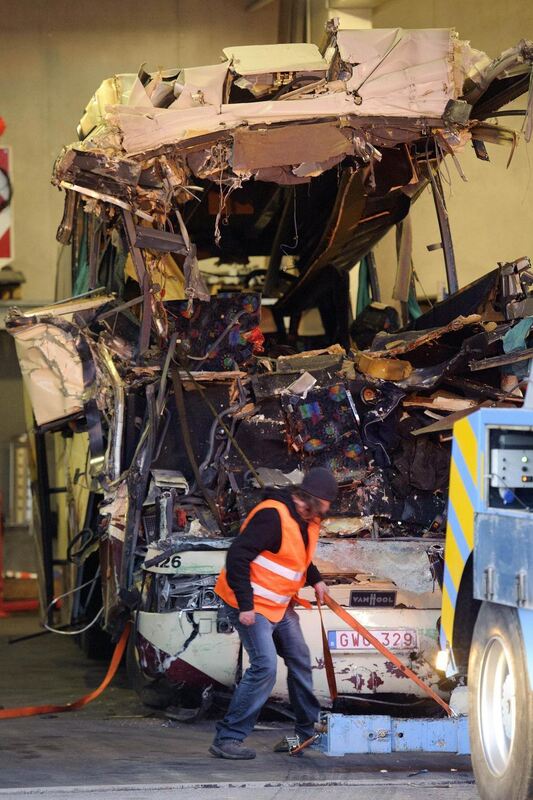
[300,468,338,502]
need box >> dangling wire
[280,189,299,257]
[521,68,533,143]
[436,138,453,190]
[412,268,434,308]
[425,135,448,215]
[42,573,104,636]
[43,608,104,636]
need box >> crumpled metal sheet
[173,62,229,110]
[68,28,532,166]
[314,539,435,594]
[341,28,458,117]
[369,314,483,357]
[11,322,85,426]
[222,42,328,76]
[231,123,354,172]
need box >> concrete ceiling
[247,0,386,9]
[327,0,386,7]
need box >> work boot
[209,739,256,760]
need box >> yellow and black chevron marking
[440,416,480,650]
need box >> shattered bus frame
[8,24,533,711]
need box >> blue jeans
[215,603,321,743]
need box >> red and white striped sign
[0,146,13,265]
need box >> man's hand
[313,581,328,604]
[239,610,256,626]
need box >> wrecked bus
[7,25,533,719]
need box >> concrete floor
[0,614,479,799]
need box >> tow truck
[308,384,533,800]
[438,397,533,799]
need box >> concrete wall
[371,0,533,303]
[310,1,372,44]
[0,0,280,303]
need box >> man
[210,467,338,760]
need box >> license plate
[327,628,418,652]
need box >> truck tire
[468,602,533,800]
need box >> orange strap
[0,621,130,720]
[319,594,453,717]
[294,594,312,610]
[317,600,338,701]
[289,733,320,756]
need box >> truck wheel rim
[478,635,516,776]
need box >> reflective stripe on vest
[252,554,304,582]
[250,582,291,605]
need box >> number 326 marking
[157,555,182,569]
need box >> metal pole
[366,250,381,302]
[263,189,294,297]
[34,429,56,625]
[429,169,459,296]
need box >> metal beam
[367,250,381,302]
[263,189,294,297]
[429,169,459,296]
[34,429,55,625]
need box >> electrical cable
[66,527,99,565]
[280,189,299,258]
[43,608,104,636]
[171,364,224,524]
[485,471,532,511]
[151,406,171,463]
[187,310,247,366]
[47,575,98,606]
[198,402,247,478]
[412,268,434,308]
[425,136,447,213]
[435,137,453,189]
[172,356,264,488]
[41,575,103,636]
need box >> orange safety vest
[215,499,320,623]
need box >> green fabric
[502,316,533,376]
[356,257,371,316]
[407,282,422,320]
[109,245,127,298]
[73,213,89,296]
[503,317,533,354]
